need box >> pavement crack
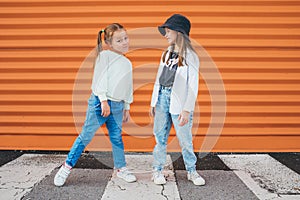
[161,185,168,200]
[117,184,126,191]
[111,180,126,191]
[14,188,26,197]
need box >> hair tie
[101,29,105,33]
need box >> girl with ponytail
[54,23,136,186]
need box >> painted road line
[101,154,180,200]
[0,154,65,200]
[219,154,300,200]
[234,171,299,200]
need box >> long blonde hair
[162,32,197,67]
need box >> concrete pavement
[0,153,299,200]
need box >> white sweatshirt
[151,48,199,114]
[91,50,133,110]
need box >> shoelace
[118,168,133,175]
[193,174,201,180]
[153,172,163,178]
[60,166,70,177]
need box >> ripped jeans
[153,86,197,172]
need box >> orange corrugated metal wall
[1,0,300,152]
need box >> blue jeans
[66,93,126,169]
[153,86,197,172]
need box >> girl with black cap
[150,14,205,186]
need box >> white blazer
[150,48,200,114]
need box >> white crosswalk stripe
[219,154,300,200]
[101,155,180,200]
[0,153,299,200]
[0,154,65,200]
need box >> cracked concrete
[0,154,65,200]
[219,154,300,194]
[219,154,300,200]
[160,185,169,200]
[3,153,299,200]
[101,154,180,200]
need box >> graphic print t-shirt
[159,51,179,87]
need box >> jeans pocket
[88,93,101,110]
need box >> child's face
[109,29,129,54]
[164,28,177,45]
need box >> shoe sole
[116,174,137,183]
[154,181,166,185]
[188,178,205,186]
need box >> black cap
[158,14,191,38]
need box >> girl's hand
[178,111,190,126]
[101,101,110,117]
[149,107,156,117]
[123,110,130,123]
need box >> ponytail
[97,29,105,54]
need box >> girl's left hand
[178,111,190,126]
[123,110,130,123]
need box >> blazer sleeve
[150,54,165,107]
[183,51,200,112]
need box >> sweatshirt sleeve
[92,51,109,102]
[183,51,200,112]
[124,62,133,110]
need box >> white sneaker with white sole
[152,170,167,185]
[54,163,71,187]
[116,167,137,183]
[187,171,205,186]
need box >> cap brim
[158,26,166,36]
[158,25,191,42]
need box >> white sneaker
[152,170,166,185]
[54,164,71,187]
[116,167,137,183]
[187,171,205,186]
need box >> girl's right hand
[101,101,111,117]
[149,107,155,117]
